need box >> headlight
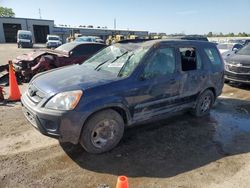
[45,90,83,110]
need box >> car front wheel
[80,109,124,154]
[192,90,214,117]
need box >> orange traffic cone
[116,176,129,188]
[8,60,21,101]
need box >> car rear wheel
[191,90,214,117]
[80,109,124,154]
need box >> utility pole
[114,18,116,30]
[39,8,42,19]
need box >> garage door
[33,25,49,43]
[3,23,22,43]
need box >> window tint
[180,47,201,71]
[143,47,175,79]
[204,48,222,65]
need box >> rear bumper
[21,92,85,144]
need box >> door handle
[169,78,176,84]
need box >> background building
[0,17,148,43]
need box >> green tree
[207,32,213,37]
[242,32,248,37]
[0,7,15,17]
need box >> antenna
[39,8,42,19]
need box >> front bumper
[225,69,250,84]
[21,92,85,144]
[47,43,61,48]
[19,42,33,48]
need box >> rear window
[204,48,222,65]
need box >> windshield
[75,37,94,42]
[19,34,31,40]
[83,44,149,77]
[236,44,250,55]
[48,37,60,41]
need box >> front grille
[27,84,46,104]
[225,72,250,82]
[227,64,250,74]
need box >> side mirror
[232,48,238,53]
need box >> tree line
[207,32,250,37]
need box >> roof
[114,39,214,51]
[55,42,106,52]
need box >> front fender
[61,96,132,144]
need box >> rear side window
[179,47,202,71]
[204,48,222,65]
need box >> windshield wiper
[94,51,128,71]
[94,60,109,70]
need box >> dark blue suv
[21,40,224,153]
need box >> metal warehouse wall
[0,17,54,43]
[0,17,148,43]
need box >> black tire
[80,109,124,154]
[191,90,215,117]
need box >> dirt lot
[1,44,250,188]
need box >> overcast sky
[1,0,250,34]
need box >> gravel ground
[0,44,250,188]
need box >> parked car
[17,30,33,48]
[224,44,250,84]
[46,35,62,48]
[217,43,243,59]
[13,42,106,81]
[21,40,224,153]
[243,39,250,46]
[170,35,209,41]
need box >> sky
[1,0,250,34]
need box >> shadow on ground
[226,82,250,91]
[60,97,250,178]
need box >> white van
[17,30,33,48]
[46,35,62,48]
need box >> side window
[143,47,175,79]
[204,48,222,65]
[180,47,202,71]
[71,46,85,57]
[71,44,105,57]
[87,44,105,54]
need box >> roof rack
[117,39,154,44]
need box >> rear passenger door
[178,46,208,99]
[132,46,181,122]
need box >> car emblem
[235,63,242,67]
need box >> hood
[225,53,250,66]
[13,51,46,63]
[13,49,68,63]
[31,65,117,95]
